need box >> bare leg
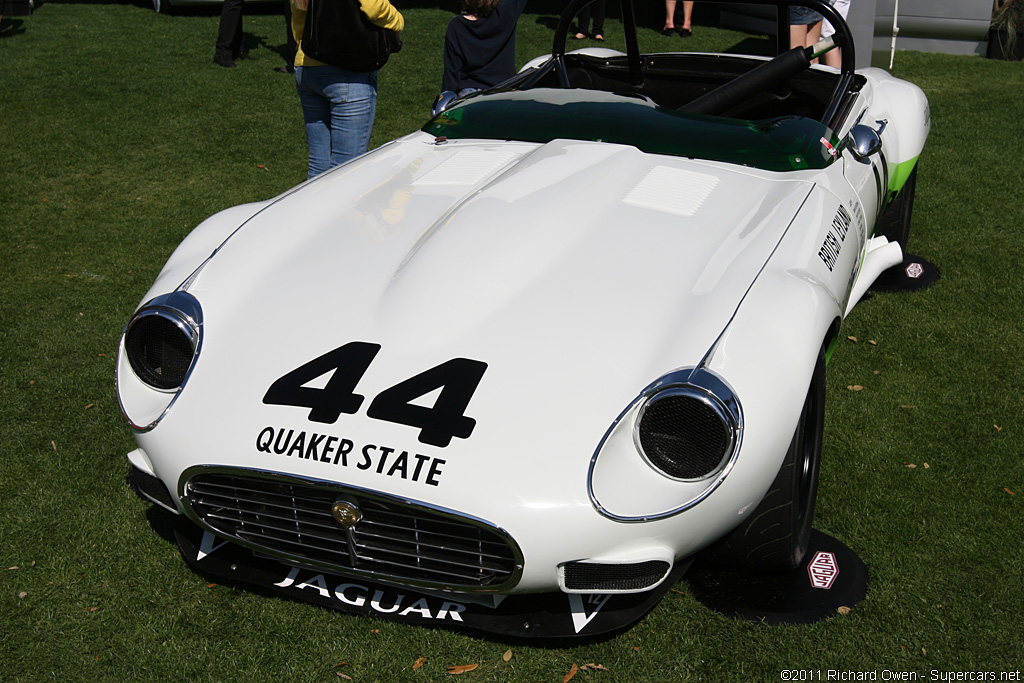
[806,20,822,46]
[680,0,693,31]
[789,24,807,51]
[806,20,822,62]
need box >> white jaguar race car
[117,0,931,637]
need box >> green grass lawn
[2,2,1022,681]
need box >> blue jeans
[790,6,824,25]
[295,65,378,178]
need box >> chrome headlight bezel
[124,304,201,392]
[633,370,741,482]
[587,367,744,523]
[117,291,203,431]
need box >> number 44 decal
[262,342,487,448]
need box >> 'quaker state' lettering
[255,425,445,486]
[817,204,853,272]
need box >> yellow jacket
[292,0,405,67]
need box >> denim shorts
[790,6,824,24]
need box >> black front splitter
[174,520,868,636]
[174,518,689,641]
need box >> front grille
[183,469,521,590]
[562,560,671,592]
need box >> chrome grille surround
[179,466,523,592]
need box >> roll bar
[554,0,853,74]
[542,0,856,124]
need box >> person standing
[789,4,824,55]
[821,0,850,68]
[276,0,298,74]
[572,0,606,41]
[441,0,527,97]
[662,0,693,37]
[290,0,404,178]
[214,0,250,67]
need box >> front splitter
[174,518,689,641]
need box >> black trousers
[215,0,245,60]
[282,0,297,66]
[575,0,606,35]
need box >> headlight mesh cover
[637,392,732,480]
[125,314,195,390]
[124,294,200,392]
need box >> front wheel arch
[705,345,827,572]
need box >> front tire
[710,349,826,572]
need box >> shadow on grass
[0,17,28,38]
[725,35,775,55]
[144,503,180,546]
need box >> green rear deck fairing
[423,90,840,173]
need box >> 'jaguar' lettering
[274,568,466,621]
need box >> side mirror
[431,91,458,117]
[845,120,887,161]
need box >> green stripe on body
[889,155,920,196]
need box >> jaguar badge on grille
[332,500,362,527]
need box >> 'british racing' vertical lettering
[817,204,853,272]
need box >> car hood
[168,133,812,516]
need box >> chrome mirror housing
[431,91,458,117]
[845,120,887,161]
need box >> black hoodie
[442,0,528,93]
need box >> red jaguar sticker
[807,551,839,589]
